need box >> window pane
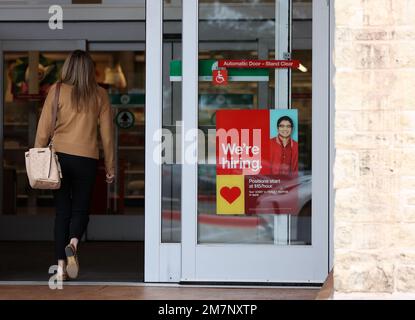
[197,0,312,245]
[2,50,146,216]
[161,0,182,243]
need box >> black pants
[53,152,98,260]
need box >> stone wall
[334,0,415,297]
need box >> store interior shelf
[37,195,54,199]
[17,169,145,175]
[118,146,145,150]
[4,146,28,150]
[4,122,29,126]
[17,195,54,199]
[125,195,145,199]
[198,125,217,129]
[18,194,145,200]
[125,170,145,174]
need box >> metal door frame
[180,0,330,283]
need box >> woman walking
[34,50,115,281]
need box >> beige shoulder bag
[25,83,63,190]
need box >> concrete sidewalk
[0,283,318,300]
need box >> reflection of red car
[246,173,304,216]
[162,165,312,244]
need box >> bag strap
[49,82,61,145]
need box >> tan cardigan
[34,83,115,175]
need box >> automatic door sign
[169,60,269,82]
[218,59,301,69]
[116,110,135,129]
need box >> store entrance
[0,40,145,282]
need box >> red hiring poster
[216,110,299,215]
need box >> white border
[312,0,330,278]
[144,0,163,282]
[275,0,290,109]
[181,0,199,281]
[0,2,311,21]
[0,42,3,213]
[329,0,335,272]
[0,5,146,21]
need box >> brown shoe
[65,244,79,279]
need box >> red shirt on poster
[270,136,298,176]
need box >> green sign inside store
[199,94,254,109]
[170,60,269,82]
[110,93,254,108]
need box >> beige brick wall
[334,0,415,296]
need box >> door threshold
[180,281,322,289]
[0,281,321,289]
[0,281,153,287]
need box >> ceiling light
[298,64,308,73]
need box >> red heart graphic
[220,186,241,204]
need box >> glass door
[86,43,146,241]
[0,40,86,240]
[181,0,329,283]
[0,41,145,242]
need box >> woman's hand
[106,173,115,184]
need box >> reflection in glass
[90,51,145,216]
[3,52,67,215]
[2,51,145,216]
[197,0,312,245]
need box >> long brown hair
[61,50,99,112]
